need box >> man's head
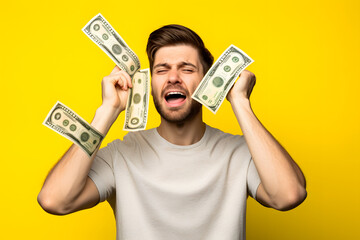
[146,24,214,75]
[146,25,214,124]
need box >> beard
[152,86,202,123]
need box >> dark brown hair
[146,24,214,74]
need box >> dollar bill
[82,13,140,78]
[43,101,104,157]
[192,44,254,113]
[83,13,149,131]
[123,69,150,131]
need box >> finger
[110,71,132,88]
[239,69,252,78]
[113,78,124,90]
[124,72,132,88]
[115,71,132,89]
[116,76,129,90]
[103,74,124,89]
[110,65,121,74]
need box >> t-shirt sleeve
[247,158,261,200]
[88,141,117,202]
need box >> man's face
[151,45,204,123]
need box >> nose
[168,68,181,84]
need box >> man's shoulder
[101,128,154,148]
[204,124,250,160]
[123,128,156,142]
[98,128,156,158]
[206,124,243,139]
[204,124,247,148]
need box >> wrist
[91,105,121,135]
[230,96,253,119]
[229,96,251,109]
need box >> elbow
[273,186,307,211]
[37,191,71,216]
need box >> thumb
[110,65,121,74]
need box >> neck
[157,111,206,146]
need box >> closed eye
[183,68,195,73]
[155,69,168,74]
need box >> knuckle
[102,76,109,84]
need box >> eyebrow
[153,61,198,70]
[153,63,170,69]
[180,62,198,69]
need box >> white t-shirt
[89,124,261,240]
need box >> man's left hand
[226,70,256,103]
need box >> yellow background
[1,0,359,239]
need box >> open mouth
[165,91,186,105]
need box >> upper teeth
[167,92,184,96]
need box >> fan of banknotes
[43,13,254,156]
[82,14,150,131]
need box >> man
[38,24,307,240]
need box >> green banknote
[82,13,140,78]
[192,44,254,113]
[123,69,150,131]
[43,102,104,157]
[83,13,149,131]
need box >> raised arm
[227,70,307,211]
[37,66,132,215]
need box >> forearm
[231,98,306,205]
[38,105,118,212]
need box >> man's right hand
[87,66,133,136]
[101,66,132,114]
